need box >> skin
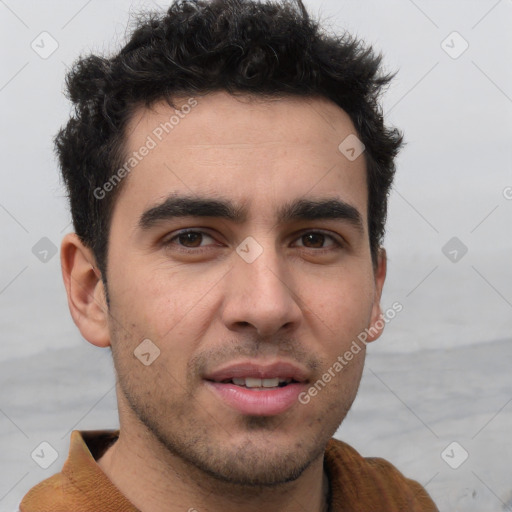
[61,92,386,512]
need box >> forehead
[129,92,356,144]
[117,91,367,222]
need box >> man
[20,0,438,510]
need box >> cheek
[110,259,220,335]
[297,264,375,338]
[109,264,228,377]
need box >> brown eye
[164,230,217,250]
[301,233,326,248]
[295,231,339,249]
[177,232,204,247]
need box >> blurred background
[1,0,511,510]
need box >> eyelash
[162,229,344,254]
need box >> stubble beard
[114,364,358,491]
[109,319,363,490]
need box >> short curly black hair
[56,0,402,278]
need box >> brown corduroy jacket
[20,430,438,511]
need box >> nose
[220,245,303,338]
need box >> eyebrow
[276,198,363,232]
[139,196,247,229]
[139,195,364,232]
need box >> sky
[0,0,511,362]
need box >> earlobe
[366,247,387,343]
[61,233,110,348]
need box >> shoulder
[19,430,136,512]
[325,438,438,511]
[19,473,68,512]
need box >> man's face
[105,92,385,485]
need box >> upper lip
[204,361,310,383]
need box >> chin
[186,441,322,487]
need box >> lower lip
[205,381,307,416]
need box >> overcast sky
[0,0,511,361]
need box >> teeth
[245,377,263,388]
[230,377,292,388]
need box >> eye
[293,231,341,250]
[165,229,218,249]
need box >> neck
[97,426,330,512]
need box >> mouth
[215,377,296,389]
[203,361,309,415]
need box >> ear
[365,247,387,343]
[61,233,110,348]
